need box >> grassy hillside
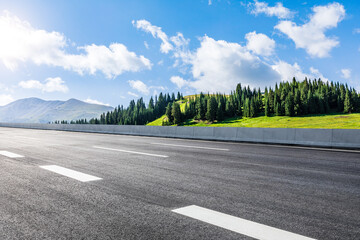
[147,112,360,129]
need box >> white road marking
[40,165,102,182]
[0,151,24,158]
[172,205,316,240]
[151,143,229,151]
[168,138,360,153]
[93,146,168,158]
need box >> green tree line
[55,78,360,125]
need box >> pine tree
[172,102,182,124]
[307,90,316,114]
[275,102,281,116]
[165,102,173,124]
[216,102,224,121]
[195,95,205,120]
[268,89,274,114]
[264,98,270,116]
[285,93,294,116]
[294,89,301,116]
[206,97,217,121]
[250,98,256,117]
[148,97,154,110]
[344,90,352,113]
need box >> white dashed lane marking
[93,146,169,158]
[0,151,24,158]
[172,205,316,240]
[40,165,102,182]
[151,142,229,151]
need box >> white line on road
[165,138,360,153]
[151,143,229,151]
[93,146,169,158]
[40,165,102,182]
[0,151,24,158]
[172,205,316,240]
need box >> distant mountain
[0,98,113,123]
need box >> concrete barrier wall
[0,122,359,149]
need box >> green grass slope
[147,113,360,129]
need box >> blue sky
[0,0,359,107]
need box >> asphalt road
[0,127,359,240]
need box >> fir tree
[344,90,352,113]
[264,98,270,116]
[206,97,217,121]
[172,102,182,124]
[250,98,256,117]
[148,97,154,110]
[165,102,173,124]
[285,93,294,116]
[216,102,224,121]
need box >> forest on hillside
[57,78,360,125]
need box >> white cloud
[186,36,280,93]
[250,0,294,19]
[84,98,110,106]
[0,94,14,106]
[245,31,275,56]
[133,19,173,53]
[18,79,43,90]
[128,80,149,95]
[19,77,68,93]
[208,0,212,5]
[0,11,151,77]
[272,61,328,81]
[170,76,188,88]
[62,44,151,78]
[133,20,190,59]
[127,91,139,98]
[353,28,360,34]
[309,67,328,81]
[341,68,351,79]
[275,2,345,58]
[144,41,149,49]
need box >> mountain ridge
[0,98,113,123]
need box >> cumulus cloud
[128,80,149,95]
[341,68,351,79]
[62,44,151,78]
[135,20,327,93]
[186,36,280,93]
[84,98,110,106]
[0,11,151,77]
[132,19,173,53]
[275,2,345,58]
[19,77,69,93]
[0,94,14,106]
[250,0,294,19]
[245,31,275,56]
[133,20,190,59]
[272,61,328,82]
[170,76,188,88]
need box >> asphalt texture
[0,127,359,240]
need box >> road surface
[0,127,359,239]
